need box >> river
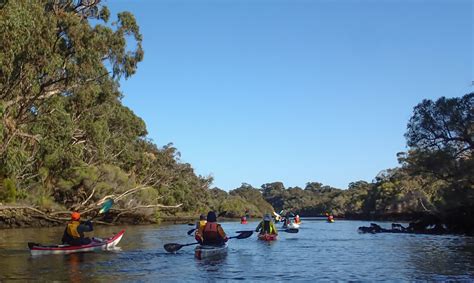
[1,219,473,281]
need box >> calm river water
[0,219,473,281]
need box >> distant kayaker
[61,212,94,246]
[327,215,334,223]
[195,211,228,246]
[241,216,247,224]
[255,214,278,235]
[195,214,207,230]
[294,214,301,224]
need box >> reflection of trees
[404,236,474,279]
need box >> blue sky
[108,0,472,190]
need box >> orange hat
[71,212,80,221]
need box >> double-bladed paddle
[164,230,253,253]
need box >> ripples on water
[0,219,473,281]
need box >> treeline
[0,1,472,232]
[0,1,275,224]
[259,93,473,234]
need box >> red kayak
[258,233,277,241]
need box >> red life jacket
[203,222,220,242]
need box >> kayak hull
[194,243,228,260]
[28,229,125,256]
[327,219,335,223]
[258,233,277,241]
[282,223,300,229]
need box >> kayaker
[195,211,228,245]
[241,216,247,224]
[294,214,301,224]
[195,214,207,230]
[61,212,94,246]
[255,214,278,235]
[327,214,334,222]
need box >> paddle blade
[235,230,253,234]
[164,243,183,253]
[285,228,299,233]
[187,228,196,235]
[234,231,253,239]
[99,199,114,214]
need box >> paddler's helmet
[264,213,271,221]
[199,214,206,220]
[71,212,80,221]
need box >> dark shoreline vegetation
[0,1,472,235]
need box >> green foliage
[0,178,17,202]
[0,0,470,231]
[0,1,229,217]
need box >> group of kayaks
[26,217,329,259]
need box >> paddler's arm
[195,226,204,243]
[217,225,227,241]
[255,221,262,232]
[77,221,93,238]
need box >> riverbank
[0,206,246,229]
[2,205,472,236]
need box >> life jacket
[66,221,81,239]
[261,221,276,234]
[199,220,207,229]
[202,222,221,242]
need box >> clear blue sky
[107,0,472,190]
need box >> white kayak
[28,229,125,256]
[194,243,228,260]
[282,222,300,229]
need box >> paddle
[88,199,114,221]
[164,230,253,253]
[186,211,228,236]
[237,228,299,234]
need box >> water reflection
[0,221,473,281]
[67,253,84,283]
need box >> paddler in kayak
[195,211,228,245]
[61,212,94,246]
[255,214,278,235]
[326,212,335,223]
[195,214,207,230]
[294,214,301,224]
